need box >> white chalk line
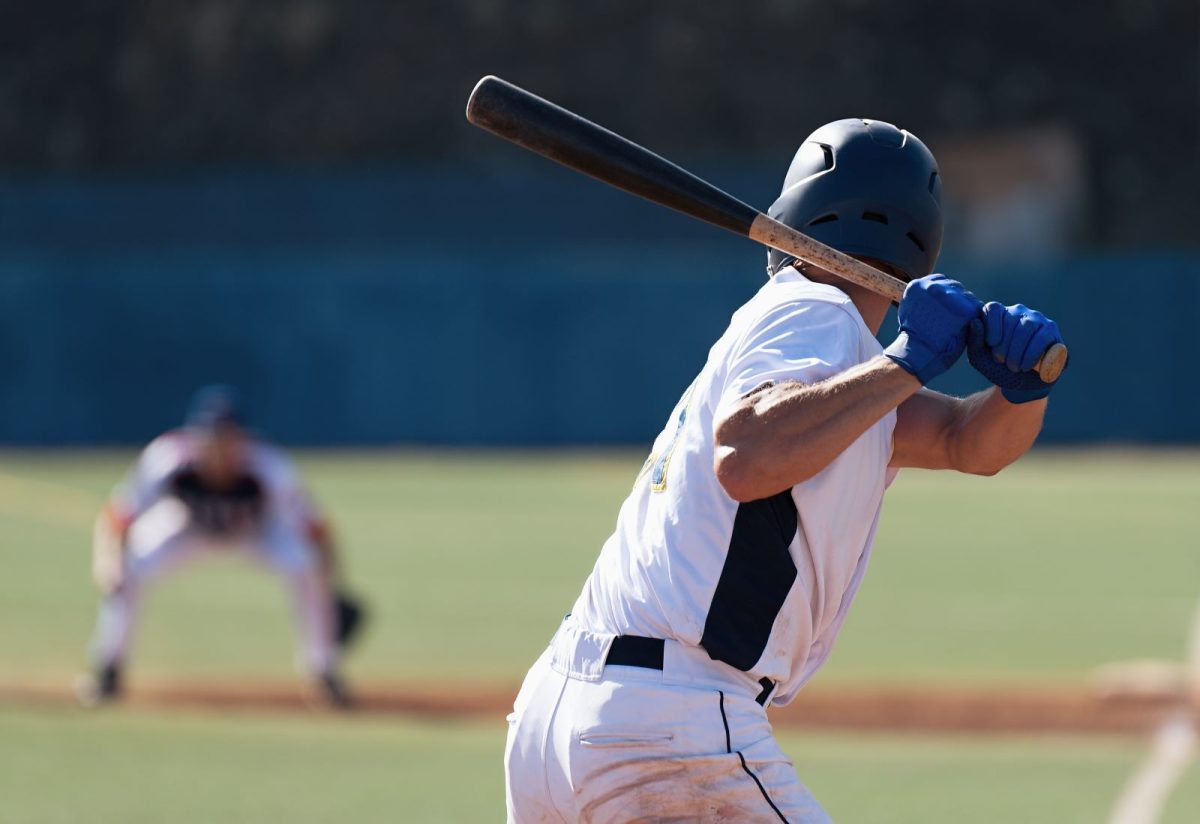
[1107,600,1200,824]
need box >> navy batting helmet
[767,118,943,282]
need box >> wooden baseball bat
[466,75,1068,383]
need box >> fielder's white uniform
[89,431,335,676]
[506,267,898,822]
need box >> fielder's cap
[186,384,246,431]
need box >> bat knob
[1034,343,1068,383]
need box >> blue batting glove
[883,274,982,385]
[966,301,1066,403]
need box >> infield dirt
[1,679,1186,736]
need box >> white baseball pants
[89,499,335,676]
[505,619,831,823]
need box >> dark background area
[4,0,1196,246]
[1,0,1197,444]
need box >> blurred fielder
[79,385,365,707]
[505,120,1067,821]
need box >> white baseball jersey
[570,266,897,706]
[111,430,318,534]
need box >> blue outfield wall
[0,170,1196,445]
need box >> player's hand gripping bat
[465,75,1068,383]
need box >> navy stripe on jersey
[169,467,265,535]
[700,490,798,671]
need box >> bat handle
[1033,342,1068,383]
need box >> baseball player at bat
[78,385,366,708]
[505,120,1067,821]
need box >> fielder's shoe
[313,671,352,709]
[74,662,122,707]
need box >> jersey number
[636,383,695,493]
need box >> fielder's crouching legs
[505,622,830,823]
[88,505,207,679]
[87,505,339,694]
[259,518,338,685]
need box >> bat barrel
[467,76,761,237]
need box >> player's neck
[839,284,890,334]
[793,266,890,334]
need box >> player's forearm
[316,537,337,580]
[309,520,338,580]
[946,387,1046,475]
[714,356,920,501]
[92,507,129,592]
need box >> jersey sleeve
[109,434,189,526]
[253,444,323,529]
[719,298,863,411]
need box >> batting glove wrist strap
[1000,385,1052,404]
[883,274,981,386]
[883,335,941,385]
[966,303,1066,403]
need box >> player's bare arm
[891,388,1044,474]
[715,357,919,501]
[91,505,130,594]
[715,273,983,502]
[891,300,1065,474]
[307,517,339,581]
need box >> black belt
[607,635,776,706]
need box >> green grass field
[2,449,1199,821]
[6,705,1192,824]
